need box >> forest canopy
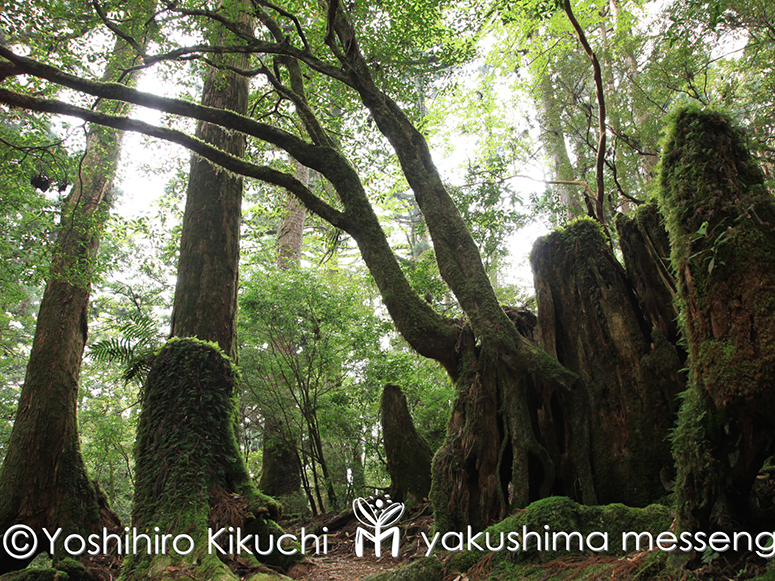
[1,0,775,580]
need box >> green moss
[658,106,775,532]
[434,496,673,581]
[488,497,672,563]
[487,559,618,581]
[121,338,294,581]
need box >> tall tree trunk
[168,18,250,359]
[660,108,775,533]
[258,161,307,499]
[125,5,295,579]
[324,10,579,532]
[0,8,153,572]
[257,414,302,497]
[534,47,583,221]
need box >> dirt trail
[283,504,432,581]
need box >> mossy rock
[0,570,67,581]
[0,558,100,581]
[443,496,672,571]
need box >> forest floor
[282,504,433,581]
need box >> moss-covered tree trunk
[381,384,433,507]
[530,218,684,507]
[0,9,153,572]
[660,108,775,532]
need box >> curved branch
[0,83,461,371]
[0,61,23,80]
[0,88,347,230]
[0,47,327,167]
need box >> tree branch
[91,0,148,58]
[0,87,348,231]
[0,69,461,370]
[563,0,607,226]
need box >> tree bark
[0,11,152,572]
[531,218,684,507]
[660,108,775,532]
[276,161,308,270]
[168,13,250,359]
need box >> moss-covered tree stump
[659,107,775,532]
[121,338,292,581]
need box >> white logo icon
[353,496,405,557]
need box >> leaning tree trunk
[660,108,775,533]
[531,218,684,508]
[381,384,433,507]
[0,8,153,572]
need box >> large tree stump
[121,338,291,581]
[659,107,775,531]
[531,218,684,507]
